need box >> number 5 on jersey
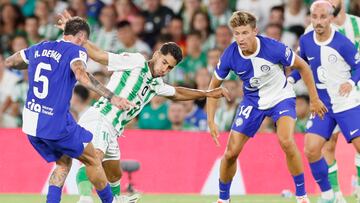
[34,62,52,99]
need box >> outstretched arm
[71,60,134,110]
[5,51,28,70]
[206,76,223,146]
[166,86,230,101]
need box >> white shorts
[78,108,121,161]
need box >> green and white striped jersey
[92,52,176,134]
[337,14,360,51]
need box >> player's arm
[71,60,134,110]
[83,40,109,65]
[166,86,230,101]
[292,55,328,118]
[206,76,223,146]
[5,51,28,70]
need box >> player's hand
[110,96,135,110]
[56,10,73,30]
[206,87,231,101]
[309,98,328,120]
[208,122,220,147]
[339,81,353,97]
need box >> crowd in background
[0,0,359,133]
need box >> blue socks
[293,173,306,196]
[310,157,332,192]
[219,179,232,200]
[96,184,113,203]
[46,185,62,203]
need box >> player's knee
[279,137,296,154]
[223,149,239,162]
[304,145,321,160]
[323,142,336,154]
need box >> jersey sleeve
[69,46,88,67]
[154,80,176,97]
[340,36,360,84]
[275,42,296,67]
[19,46,35,64]
[107,52,146,71]
[214,49,232,80]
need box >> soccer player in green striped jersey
[300,1,360,202]
[56,11,231,203]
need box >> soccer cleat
[213,199,230,203]
[114,193,141,203]
[296,195,310,203]
[77,195,94,203]
[334,192,347,203]
[317,196,336,203]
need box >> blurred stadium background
[0,0,359,202]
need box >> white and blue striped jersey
[296,28,360,113]
[214,36,296,110]
[20,40,88,139]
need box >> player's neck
[242,40,258,56]
[316,28,332,42]
[147,61,155,78]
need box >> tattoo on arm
[5,52,27,70]
[71,60,114,100]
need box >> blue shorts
[27,123,93,162]
[306,106,360,143]
[231,98,296,137]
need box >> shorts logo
[350,129,359,136]
[306,120,313,129]
[260,65,270,73]
[279,110,289,115]
[328,54,337,64]
[235,118,243,127]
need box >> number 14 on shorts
[238,105,253,119]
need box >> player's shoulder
[333,30,353,46]
[119,52,145,61]
[222,41,238,58]
[299,30,314,45]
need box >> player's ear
[253,27,259,35]
[152,51,160,59]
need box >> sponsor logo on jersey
[260,65,271,73]
[328,54,337,64]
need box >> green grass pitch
[0,194,357,203]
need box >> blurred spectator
[214,79,241,131]
[69,0,87,19]
[25,16,43,45]
[12,0,35,17]
[350,0,360,16]
[295,95,310,133]
[0,3,25,55]
[190,10,215,52]
[178,0,202,34]
[269,5,285,25]
[138,96,171,130]
[162,0,183,14]
[168,101,196,131]
[130,14,146,40]
[70,84,90,120]
[35,0,61,40]
[236,0,277,32]
[208,0,232,30]
[264,23,297,49]
[86,0,105,26]
[0,54,20,127]
[206,47,221,73]
[141,0,174,47]
[182,100,207,131]
[10,35,28,54]
[114,0,139,22]
[166,16,186,52]
[90,5,118,52]
[114,20,152,57]
[214,25,233,52]
[283,0,308,29]
[194,68,211,109]
[0,69,28,127]
[49,0,68,16]
[176,31,207,86]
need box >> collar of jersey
[313,26,336,46]
[237,37,261,59]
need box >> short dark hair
[271,5,285,14]
[64,17,90,37]
[117,20,131,29]
[74,84,89,102]
[160,42,183,65]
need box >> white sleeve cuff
[287,77,295,84]
[289,51,296,67]
[19,49,29,64]
[348,79,355,87]
[70,58,87,68]
[214,71,225,81]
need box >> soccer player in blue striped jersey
[5,17,134,203]
[289,1,360,202]
[207,11,328,203]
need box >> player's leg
[305,114,337,202]
[47,155,72,203]
[218,130,249,203]
[77,143,113,203]
[217,102,264,203]
[103,160,122,197]
[276,116,307,200]
[322,130,345,201]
